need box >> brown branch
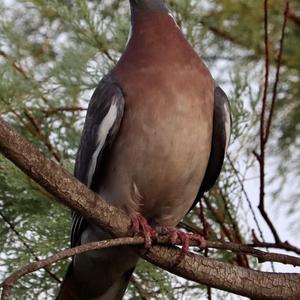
[264,1,289,143]
[219,190,249,268]
[256,0,282,244]
[259,0,270,200]
[199,199,212,300]
[287,9,300,26]
[1,233,300,300]
[0,237,144,300]
[0,50,49,105]
[203,196,235,243]
[0,118,300,299]
[206,240,300,267]
[255,0,291,248]
[0,50,61,162]
[0,50,29,80]
[0,211,61,284]
[23,110,61,162]
[228,156,265,242]
[249,240,300,257]
[130,274,151,300]
[199,197,209,240]
[173,224,300,267]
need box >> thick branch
[0,117,300,299]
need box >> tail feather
[57,225,138,299]
[56,255,137,300]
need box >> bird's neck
[113,9,186,74]
[129,9,179,41]
[130,0,168,16]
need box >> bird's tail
[55,264,75,300]
[56,251,138,300]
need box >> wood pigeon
[56,0,231,299]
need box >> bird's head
[129,0,168,12]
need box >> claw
[130,212,156,248]
[157,227,206,265]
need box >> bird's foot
[130,212,157,249]
[157,227,206,265]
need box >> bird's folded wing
[191,86,232,210]
[71,75,125,247]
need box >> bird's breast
[102,64,214,226]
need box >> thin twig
[198,198,212,300]
[228,156,265,242]
[264,1,289,143]
[287,8,300,26]
[130,274,150,300]
[199,197,209,240]
[24,110,61,162]
[0,51,61,162]
[2,234,300,300]
[41,106,87,117]
[0,211,61,284]
[0,50,29,80]
[256,0,281,244]
[203,196,235,242]
[0,50,49,106]
[248,240,300,256]
[219,190,249,268]
[0,237,145,300]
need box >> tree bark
[0,117,300,299]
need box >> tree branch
[0,117,300,299]
[256,0,289,245]
[0,237,144,300]
[1,233,300,300]
[287,9,300,27]
[0,211,61,284]
[265,0,289,143]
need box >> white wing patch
[87,101,118,187]
[125,25,133,47]
[224,101,231,151]
[168,12,180,29]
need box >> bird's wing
[71,75,125,247]
[190,86,231,210]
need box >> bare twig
[0,50,29,80]
[0,51,61,162]
[219,190,249,268]
[0,50,49,106]
[265,1,289,143]
[198,198,212,300]
[0,237,144,300]
[41,106,87,117]
[287,9,300,26]
[255,0,289,245]
[130,274,151,300]
[1,232,300,300]
[248,240,300,257]
[228,156,265,242]
[199,197,209,240]
[24,110,61,162]
[0,211,61,284]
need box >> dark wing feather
[71,75,125,247]
[190,86,231,211]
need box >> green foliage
[0,0,299,299]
